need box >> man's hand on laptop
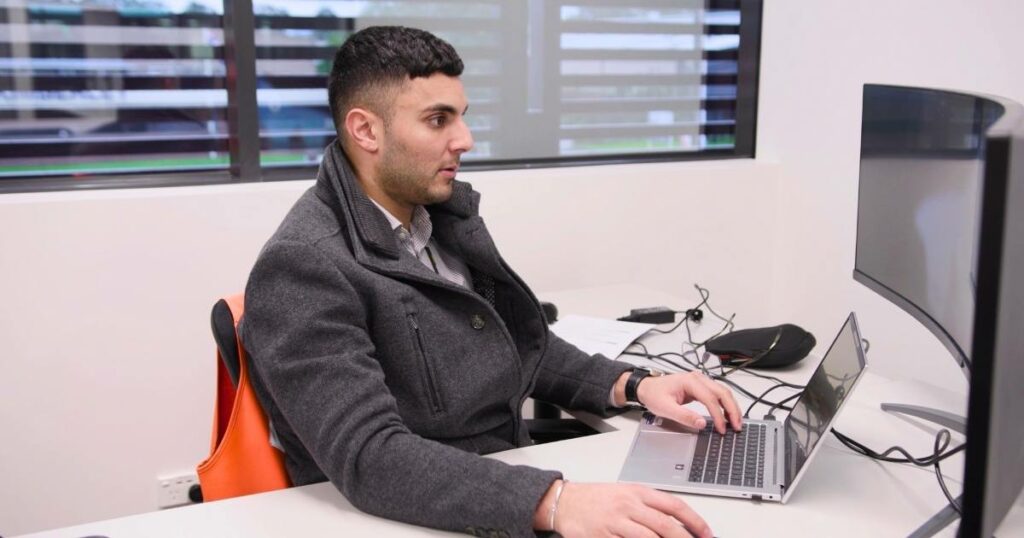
[617,370,743,434]
[534,480,714,538]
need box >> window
[0,0,229,183]
[0,0,762,191]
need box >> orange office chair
[196,294,291,501]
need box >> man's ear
[344,107,382,153]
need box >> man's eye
[428,116,447,128]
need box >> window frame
[0,0,762,194]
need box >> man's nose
[451,118,474,154]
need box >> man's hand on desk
[533,481,713,538]
[529,372,739,536]
[614,370,744,434]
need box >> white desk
[20,285,1024,537]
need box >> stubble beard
[377,139,453,207]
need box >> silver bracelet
[548,479,567,531]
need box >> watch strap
[624,368,650,405]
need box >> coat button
[471,314,486,330]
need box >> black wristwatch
[624,367,665,406]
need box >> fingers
[680,372,743,434]
[627,507,695,538]
[668,373,727,434]
[640,489,711,538]
[698,374,743,431]
[609,520,662,538]
[608,488,699,538]
[717,383,744,431]
[639,372,744,433]
[554,483,712,538]
[661,405,707,431]
[691,381,728,434]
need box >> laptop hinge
[772,424,782,488]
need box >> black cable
[683,317,733,377]
[933,430,963,515]
[732,365,804,389]
[622,348,699,373]
[628,346,967,468]
[625,285,965,516]
[642,282,728,336]
[621,348,801,414]
[648,314,690,335]
[830,429,965,465]
[833,427,965,516]
[718,327,784,378]
[679,284,736,348]
[682,309,735,349]
[621,283,737,379]
[754,385,965,515]
[744,383,795,419]
[767,392,802,418]
[691,283,735,331]
[627,349,762,404]
[696,351,714,376]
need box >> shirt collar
[369,198,403,231]
[368,198,433,255]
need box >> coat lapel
[316,141,499,289]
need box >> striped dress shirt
[369,199,474,290]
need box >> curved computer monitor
[959,89,1024,538]
[854,84,1004,376]
[854,83,1024,537]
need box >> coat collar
[314,140,483,266]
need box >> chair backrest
[196,294,291,501]
[211,298,240,387]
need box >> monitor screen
[854,84,1003,371]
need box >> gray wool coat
[239,142,632,537]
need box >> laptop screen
[782,313,867,486]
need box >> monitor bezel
[959,104,1024,537]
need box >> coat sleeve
[241,239,559,537]
[530,330,634,415]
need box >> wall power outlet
[156,473,199,509]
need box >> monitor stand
[881,403,966,434]
[881,403,967,538]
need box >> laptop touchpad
[632,432,695,460]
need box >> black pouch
[705,324,815,369]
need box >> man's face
[376,73,474,208]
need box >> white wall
[760,0,1024,389]
[0,160,780,535]
[4,0,1023,533]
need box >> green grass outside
[0,153,314,176]
[570,135,735,152]
[2,138,737,177]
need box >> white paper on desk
[550,315,655,359]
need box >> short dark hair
[327,26,464,136]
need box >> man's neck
[364,186,414,230]
[348,151,414,229]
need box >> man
[240,26,741,538]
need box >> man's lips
[439,164,459,178]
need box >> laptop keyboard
[688,423,767,488]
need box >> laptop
[618,312,867,503]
